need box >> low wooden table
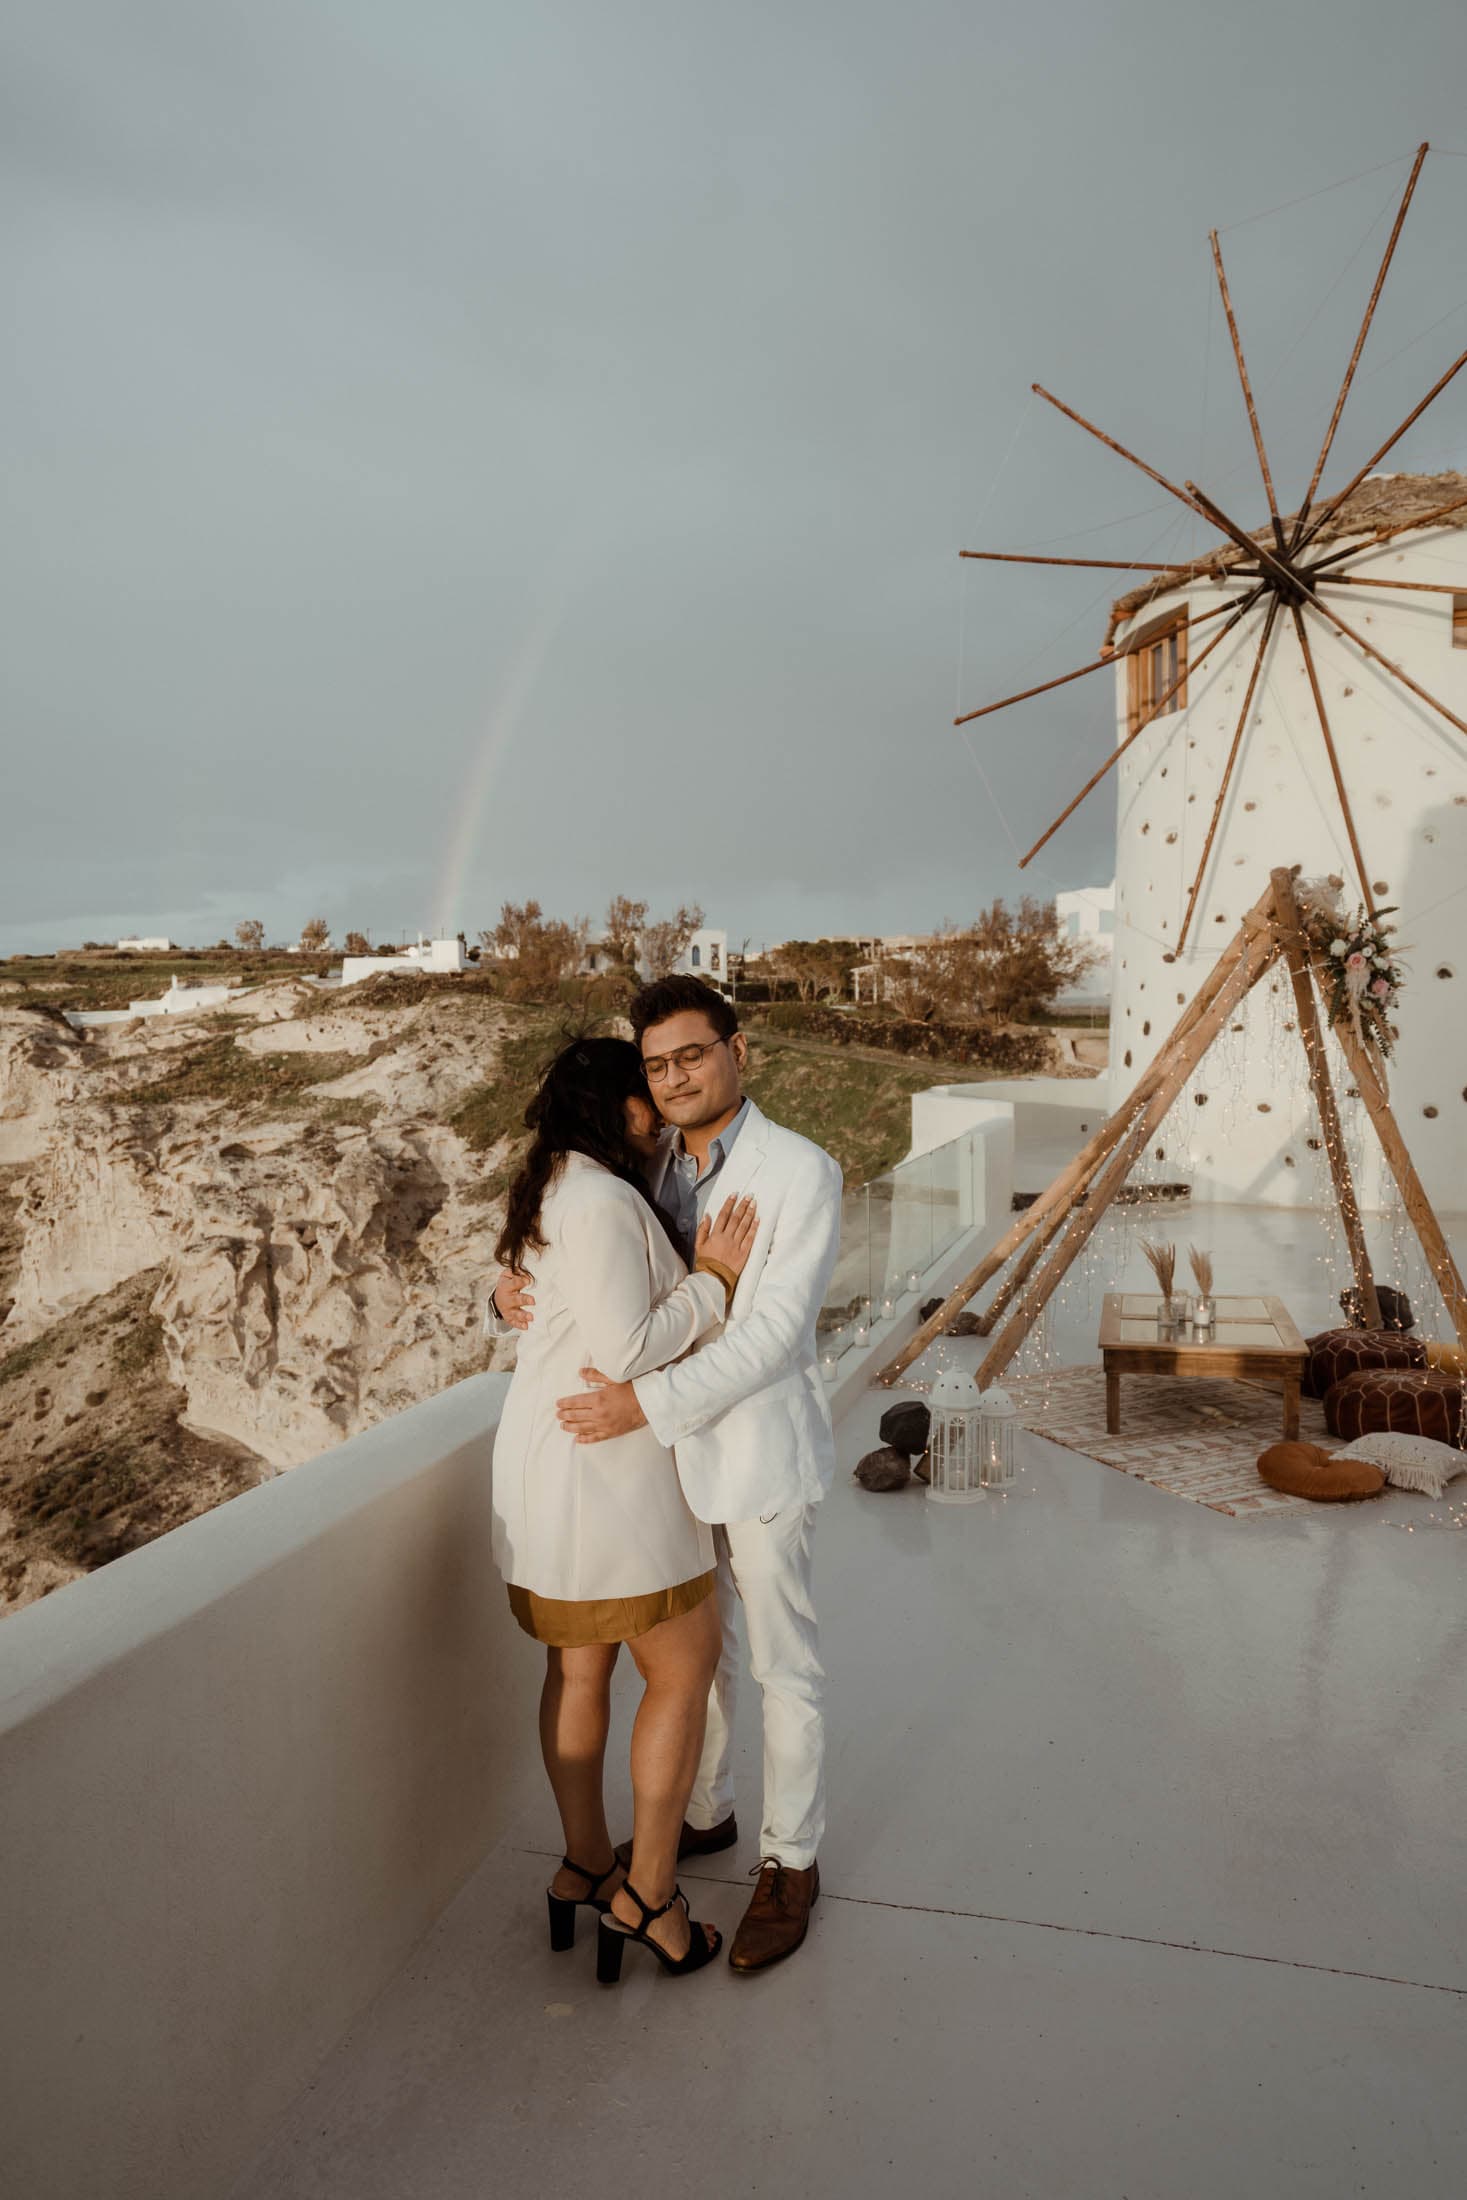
[1098,1293,1307,1439]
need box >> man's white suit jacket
[633,1099,844,1527]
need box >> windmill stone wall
[1108,518,1467,1213]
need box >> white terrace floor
[232,1205,1467,2200]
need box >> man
[492,975,843,1970]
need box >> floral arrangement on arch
[1298,880,1405,1059]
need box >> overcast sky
[4,0,1467,954]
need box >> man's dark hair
[629,973,738,1045]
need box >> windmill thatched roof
[1105,470,1467,647]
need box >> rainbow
[431,589,571,939]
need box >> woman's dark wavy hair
[494,1036,677,1273]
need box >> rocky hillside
[0,980,553,1613]
[0,971,1082,1615]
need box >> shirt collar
[670,1094,750,1169]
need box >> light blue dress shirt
[654,1097,751,1265]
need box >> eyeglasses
[642,1037,732,1083]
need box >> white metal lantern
[925,1368,987,1504]
[977,1384,1018,1489]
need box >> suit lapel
[716,1106,773,1314]
[714,1101,770,1202]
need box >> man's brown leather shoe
[613,1813,737,1873]
[728,1858,820,1973]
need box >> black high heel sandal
[546,1855,621,1953]
[596,1879,722,1984]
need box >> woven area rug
[1006,1364,1330,1517]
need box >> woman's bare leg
[540,1642,625,1901]
[611,1591,722,1960]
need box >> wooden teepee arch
[878,867,1467,1390]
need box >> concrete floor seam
[515,1846,1467,2001]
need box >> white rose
[1329,939,1348,958]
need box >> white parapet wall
[910,1076,1104,1197]
[0,1372,538,2200]
[0,1099,1022,2200]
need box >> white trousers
[686,1503,825,1871]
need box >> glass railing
[817,1126,991,1376]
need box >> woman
[491,1037,756,1982]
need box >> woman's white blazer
[490,1152,725,1601]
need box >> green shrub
[113,1312,164,1376]
[748,1004,1050,1074]
[0,1335,49,1387]
[121,1039,361,1110]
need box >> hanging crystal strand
[1030,1294,1054,1387]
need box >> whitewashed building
[339,937,469,988]
[66,975,246,1029]
[580,926,731,994]
[1106,473,1467,1211]
[115,936,175,953]
[1054,884,1115,1009]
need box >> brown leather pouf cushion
[1257,1442,1386,1502]
[1303,1326,1426,1400]
[1324,1366,1466,1448]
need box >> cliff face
[146,1119,474,1465]
[0,1008,86,1164]
[0,984,533,1608]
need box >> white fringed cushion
[1331,1431,1467,1498]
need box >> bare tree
[234,919,265,953]
[883,927,979,1021]
[343,931,371,956]
[770,938,856,1003]
[971,896,1096,1020]
[491,900,544,961]
[604,894,649,968]
[885,900,1096,1023]
[488,901,589,995]
[299,916,331,953]
[639,902,705,981]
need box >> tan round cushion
[1256,1441,1386,1502]
[1324,1367,1466,1447]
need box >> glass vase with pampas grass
[1189,1246,1215,1335]
[1141,1239,1187,1335]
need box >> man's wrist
[631,1373,672,1446]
